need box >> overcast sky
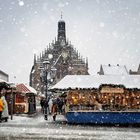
[0,0,140,84]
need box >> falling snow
[18,0,24,7]
[0,0,140,85]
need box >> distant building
[0,69,9,82]
[29,17,89,94]
[129,64,140,75]
[97,64,129,75]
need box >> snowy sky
[0,0,140,84]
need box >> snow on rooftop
[102,64,128,75]
[16,84,37,94]
[0,78,7,83]
[25,84,37,94]
[51,75,140,90]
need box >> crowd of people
[40,96,64,121]
[0,87,65,122]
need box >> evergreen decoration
[99,84,125,91]
[0,82,10,91]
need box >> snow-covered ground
[0,110,140,140]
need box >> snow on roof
[16,84,37,94]
[102,64,128,75]
[51,75,140,90]
[25,84,37,94]
[0,79,7,83]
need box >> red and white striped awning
[16,84,37,94]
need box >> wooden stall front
[99,85,140,111]
[0,82,16,115]
[15,93,36,114]
[65,85,140,112]
[15,84,36,114]
[66,88,99,112]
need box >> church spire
[61,11,63,19]
[57,13,66,44]
[34,54,36,64]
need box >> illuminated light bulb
[72,96,75,99]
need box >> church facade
[29,18,89,94]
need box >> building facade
[29,18,89,94]
[129,64,140,75]
[0,69,9,82]
[97,64,129,75]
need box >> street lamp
[39,55,57,120]
[42,58,50,120]
[50,67,57,84]
[43,59,50,99]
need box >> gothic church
[29,17,89,94]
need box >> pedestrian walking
[48,98,53,114]
[0,94,4,123]
[1,95,9,122]
[43,98,49,120]
[57,97,64,114]
[40,97,45,113]
[51,100,57,121]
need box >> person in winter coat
[0,94,4,122]
[57,97,64,114]
[1,96,9,122]
[51,100,57,121]
[43,99,49,120]
[40,98,45,113]
[48,98,53,114]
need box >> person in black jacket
[43,98,49,120]
[40,98,45,113]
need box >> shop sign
[100,87,124,93]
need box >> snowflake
[18,0,24,6]
[65,2,69,6]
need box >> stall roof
[0,79,7,83]
[0,79,10,90]
[51,75,140,90]
[16,84,37,94]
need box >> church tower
[57,13,66,44]
[30,16,89,94]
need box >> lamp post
[42,58,50,120]
[39,54,57,120]
[9,83,16,120]
[10,87,13,120]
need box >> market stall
[15,84,37,114]
[51,75,140,124]
[0,79,16,115]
